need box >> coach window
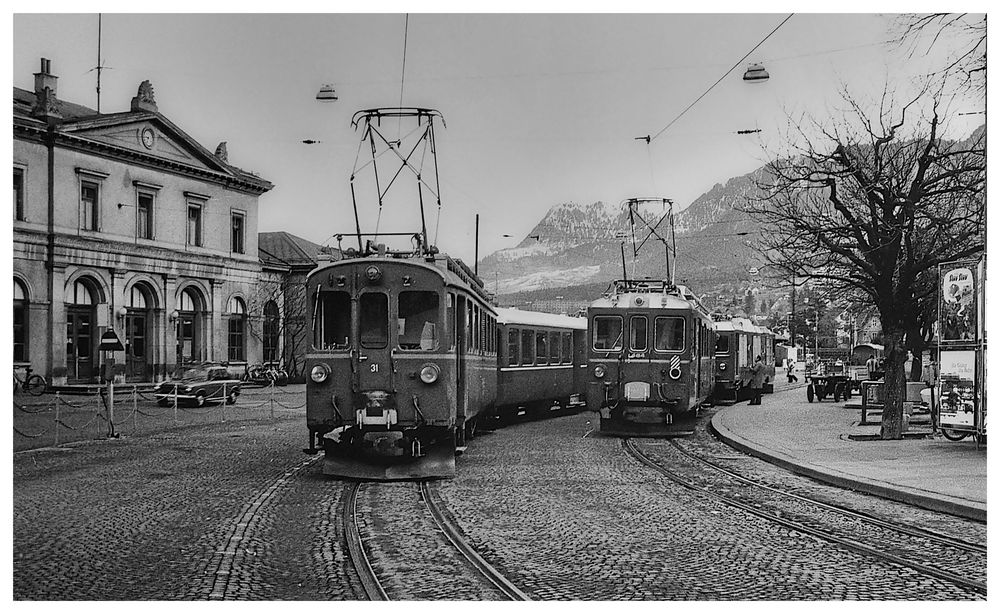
[536,330,548,365]
[521,329,535,365]
[630,316,648,351]
[507,328,519,366]
[562,332,572,364]
[551,332,562,364]
[316,291,351,350]
[654,316,685,352]
[398,291,439,350]
[446,294,455,350]
[593,315,623,351]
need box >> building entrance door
[125,311,150,382]
[66,308,95,382]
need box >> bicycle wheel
[23,374,46,396]
[941,428,970,441]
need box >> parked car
[155,364,241,407]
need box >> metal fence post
[133,385,138,433]
[269,381,275,419]
[54,392,60,446]
[221,382,227,423]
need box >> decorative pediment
[62,117,230,175]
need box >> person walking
[750,354,766,405]
[785,358,797,383]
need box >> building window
[187,204,202,247]
[80,181,99,230]
[14,278,28,362]
[228,297,247,362]
[231,212,245,254]
[137,191,154,239]
[14,168,25,221]
[177,288,202,365]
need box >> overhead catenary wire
[644,13,794,144]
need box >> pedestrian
[750,354,766,405]
[786,358,798,383]
[865,354,877,380]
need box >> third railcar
[587,280,715,436]
[712,317,776,403]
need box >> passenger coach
[305,249,496,480]
[713,317,776,403]
[587,280,715,436]
[495,308,587,421]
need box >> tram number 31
[370,363,379,373]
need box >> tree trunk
[879,329,906,440]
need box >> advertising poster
[939,350,977,431]
[939,261,979,343]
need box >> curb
[709,410,986,523]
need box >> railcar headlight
[719,363,727,371]
[310,363,331,383]
[669,367,682,380]
[593,365,606,379]
[419,363,440,384]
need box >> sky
[11,9,986,266]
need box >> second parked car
[155,364,241,407]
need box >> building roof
[14,85,272,194]
[259,231,327,271]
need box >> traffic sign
[98,330,125,351]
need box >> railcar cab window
[654,317,685,352]
[360,293,389,349]
[593,315,624,351]
[715,334,730,355]
[398,291,439,350]
[630,316,648,351]
[315,291,351,350]
[562,332,572,364]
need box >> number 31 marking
[370,363,379,373]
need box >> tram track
[623,438,986,597]
[342,482,389,600]
[668,438,986,555]
[342,480,529,601]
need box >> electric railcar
[304,251,588,480]
[712,317,776,403]
[586,280,715,436]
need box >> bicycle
[13,366,46,396]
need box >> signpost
[99,330,124,438]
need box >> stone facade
[13,58,275,384]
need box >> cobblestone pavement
[357,482,508,599]
[13,416,361,600]
[439,411,983,600]
[14,384,985,601]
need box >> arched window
[125,284,154,382]
[228,296,247,362]
[66,277,99,382]
[13,279,28,362]
[72,279,96,305]
[263,300,280,363]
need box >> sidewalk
[711,383,986,522]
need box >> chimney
[31,58,62,123]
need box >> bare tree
[747,92,985,439]
[895,13,986,97]
[246,276,310,379]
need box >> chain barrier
[15,380,305,450]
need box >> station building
[13,58,280,385]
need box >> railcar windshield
[630,316,648,351]
[654,316,685,352]
[398,291,439,350]
[314,290,351,350]
[360,293,388,349]
[715,335,730,354]
[593,315,624,351]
